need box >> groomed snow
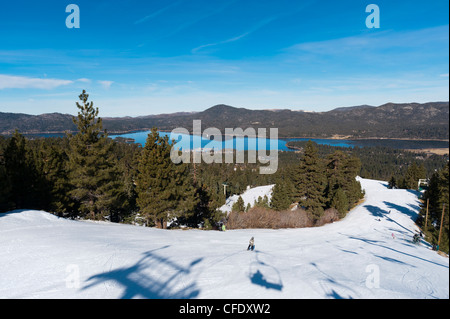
[0,178,448,299]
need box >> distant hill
[0,101,448,139]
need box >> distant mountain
[0,102,448,140]
[331,105,375,112]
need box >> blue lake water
[109,131,449,151]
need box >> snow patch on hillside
[219,184,275,213]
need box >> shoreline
[5,128,447,143]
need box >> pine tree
[401,162,426,189]
[419,163,449,253]
[232,195,245,212]
[136,128,198,228]
[293,141,327,219]
[325,151,362,213]
[2,131,43,210]
[271,181,291,211]
[388,175,397,189]
[330,187,349,218]
[38,138,73,215]
[0,141,11,212]
[67,90,126,220]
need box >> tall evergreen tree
[232,196,245,213]
[136,128,198,228]
[330,187,349,218]
[67,90,126,220]
[2,131,43,210]
[293,141,327,219]
[271,180,291,211]
[325,151,363,213]
[419,163,449,252]
[38,138,73,215]
[0,139,11,212]
[400,162,426,189]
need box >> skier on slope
[247,237,255,251]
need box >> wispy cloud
[0,74,73,90]
[76,78,91,83]
[192,16,278,53]
[98,80,114,90]
[134,1,181,25]
[288,25,449,56]
[162,0,239,39]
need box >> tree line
[270,141,364,220]
[1,91,447,233]
[418,163,449,253]
[0,91,273,228]
[286,141,448,187]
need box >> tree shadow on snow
[364,205,389,218]
[310,262,355,299]
[365,204,415,236]
[346,235,448,269]
[82,246,202,299]
[383,201,418,222]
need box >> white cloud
[98,80,114,89]
[76,78,91,83]
[0,74,73,90]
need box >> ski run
[0,177,448,299]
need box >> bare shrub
[226,207,314,229]
[315,208,340,227]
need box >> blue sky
[0,0,448,116]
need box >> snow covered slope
[219,184,274,213]
[0,178,448,299]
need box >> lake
[109,131,449,152]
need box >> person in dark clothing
[247,237,255,251]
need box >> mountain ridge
[0,101,448,140]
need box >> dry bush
[226,207,341,229]
[315,208,340,227]
[227,207,314,229]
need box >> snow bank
[0,178,448,299]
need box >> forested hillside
[0,92,448,254]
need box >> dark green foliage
[271,182,291,211]
[36,138,73,215]
[330,188,349,218]
[232,196,245,212]
[293,141,327,219]
[419,163,449,253]
[398,162,426,190]
[325,151,363,210]
[1,131,47,210]
[67,90,129,220]
[271,142,364,220]
[388,175,397,189]
[286,141,447,186]
[0,136,11,212]
[254,195,270,208]
[136,128,198,228]
[1,93,447,232]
